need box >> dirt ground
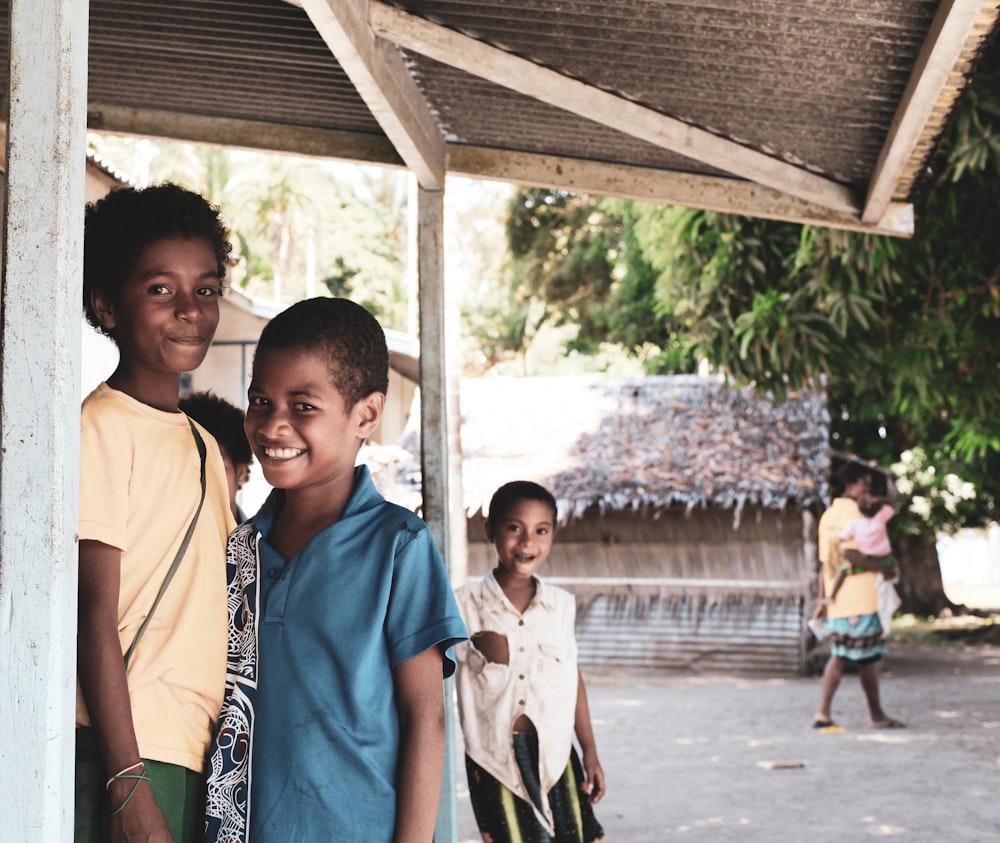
[452,638,1000,841]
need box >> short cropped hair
[486,481,558,532]
[254,297,389,409]
[83,183,232,337]
[178,391,252,467]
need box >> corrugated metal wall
[570,587,807,674]
[465,506,817,675]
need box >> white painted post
[0,0,88,840]
[417,184,466,842]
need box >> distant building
[389,375,830,674]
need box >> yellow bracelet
[106,760,144,791]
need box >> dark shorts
[466,731,604,843]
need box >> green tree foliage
[642,39,1000,537]
[497,39,999,529]
[492,190,679,370]
[493,40,999,611]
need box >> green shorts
[75,728,205,843]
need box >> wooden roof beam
[299,0,446,188]
[862,0,989,224]
[370,0,859,216]
[87,105,407,168]
[447,146,913,237]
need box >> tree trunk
[896,531,957,616]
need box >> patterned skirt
[827,612,888,663]
[466,732,605,843]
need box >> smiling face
[93,235,222,409]
[487,497,556,587]
[244,347,383,499]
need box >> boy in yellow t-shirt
[76,184,236,842]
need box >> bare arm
[827,566,848,601]
[842,548,888,573]
[392,647,447,843]
[573,669,605,804]
[78,539,171,843]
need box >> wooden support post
[0,0,89,839]
[416,183,465,842]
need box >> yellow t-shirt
[77,383,234,772]
[818,496,878,619]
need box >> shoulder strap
[124,418,208,669]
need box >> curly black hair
[832,461,872,495]
[178,390,252,468]
[83,183,232,337]
[254,297,389,409]
[486,481,558,532]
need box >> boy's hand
[581,748,605,804]
[109,778,172,843]
[469,630,509,665]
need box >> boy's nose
[255,410,290,437]
[175,291,205,321]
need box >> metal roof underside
[2,0,998,236]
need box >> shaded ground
[453,637,1000,841]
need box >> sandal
[870,718,906,729]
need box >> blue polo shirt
[248,466,467,842]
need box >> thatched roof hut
[455,374,828,525]
[387,374,831,674]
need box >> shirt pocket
[537,640,574,686]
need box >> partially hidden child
[179,390,253,523]
[205,297,468,842]
[76,184,236,842]
[455,481,606,843]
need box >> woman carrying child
[455,481,606,843]
[812,463,904,730]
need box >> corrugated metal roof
[403,0,936,185]
[1,0,996,233]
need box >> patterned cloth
[204,525,259,843]
[466,733,604,843]
[827,612,888,662]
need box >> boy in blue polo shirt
[205,297,467,842]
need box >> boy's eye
[148,283,170,295]
[197,285,222,298]
[247,396,269,407]
[292,402,315,412]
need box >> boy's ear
[483,521,495,542]
[355,391,385,438]
[90,290,117,333]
